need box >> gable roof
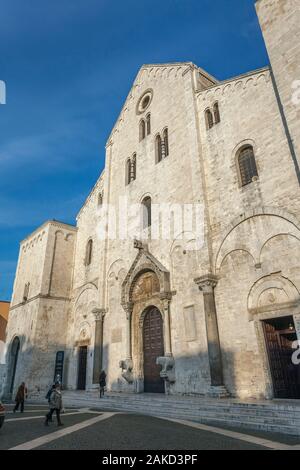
[106,61,218,145]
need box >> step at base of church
[30,390,300,436]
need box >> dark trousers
[100,386,105,398]
[14,400,24,412]
[46,408,61,424]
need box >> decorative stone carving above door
[132,271,160,302]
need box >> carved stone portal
[120,245,175,389]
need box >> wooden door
[143,307,165,393]
[278,333,300,398]
[263,320,300,398]
[77,346,87,390]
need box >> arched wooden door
[143,307,165,393]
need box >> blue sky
[0,0,268,301]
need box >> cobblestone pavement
[1,403,300,450]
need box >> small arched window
[155,134,162,163]
[98,192,103,207]
[131,154,136,181]
[237,146,258,186]
[23,282,30,302]
[163,128,169,157]
[126,158,131,185]
[85,239,93,266]
[141,196,151,229]
[205,109,214,130]
[139,119,146,141]
[146,114,151,135]
[213,102,220,124]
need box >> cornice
[197,66,270,99]
[20,220,77,246]
[10,294,71,311]
[105,62,217,145]
[76,171,105,220]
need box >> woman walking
[44,383,64,426]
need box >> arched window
[131,153,136,181]
[98,192,103,207]
[205,109,214,130]
[23,282,30,302]
[9,336,20,393]
[213,102,220,124]
[237,146,258,186]
[146,114,151,135]
[163,128,169,157]
[126,158,131,185]
[141,196,151,229]
[155,134,162,163]
[139,119,146,141]
[85,239,93,266]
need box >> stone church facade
[3,0,300,400]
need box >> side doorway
[263,316,300,399]
[77,346,87,390]
[143,306,165,393]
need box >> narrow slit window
[142,196,151,229]
[163,128,169,157]
[146,114,151,135]
[85,239,93,266]
[155,134,162,163]
[205,109,214,130]
[213,102,220,124]
[139,119,146,141]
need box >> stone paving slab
[35,414,267,451]
[0,412,96,450]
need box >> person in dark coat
[45,384,56,422]
[99,370,106,398]
[13,382,28,413]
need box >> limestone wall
[99,64,214,394]
[73,173,105,292]
[4,221,76,396]
[11,225,49,306]
[5,1,300,399]
[256,0,300,176]
[197,66,300,397]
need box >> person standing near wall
[13,382,28,413]
[99,370,106,398]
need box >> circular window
[141,95,150,109]
[137,90,153,114]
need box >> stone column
[123,302,133,360]
[119,302,134,384]
[194,274,229,397]
[161,296,172,356]
[92,308,106,384]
